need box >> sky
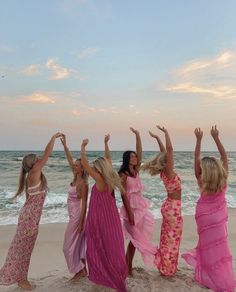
[1,0,236,151]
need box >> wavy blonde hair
[93,157,124,193]
[200,156,227,194]
[13,154,48,199]
[141,152,167,176]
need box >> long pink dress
[120,174,156,266]
[154,171,183,276]
[63,185,86,274]
[182,186,236,292]
[0,182,46,285]
[86,184,127,292]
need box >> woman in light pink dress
[182,126,235,292]
[0,133,63,291]
[142,126,183,276]
[60,135,88,282]
[119,128,156,276]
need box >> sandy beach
[0,209,235,292]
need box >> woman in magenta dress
[60,135,88,282]
[0,133,62,290]
[119,128,156,276]
[142,126,183,276]
[81,134,127,292]
[182,126,235,292]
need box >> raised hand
[149,131,158,139]
[104,134,110,143]
[211,125,219,139]
[156,125,168,133]
[82,139,89,147]
[54,132,63,139]
[194,128,203,140]
[60,134,66,146]
[130,127,139,135]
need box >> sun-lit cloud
[166,83,236,99]
[20,93,56,104]
[45,58,73,80]
[175,50,235,76]
[22,64,41,76]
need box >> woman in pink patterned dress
[142,125,183,276]
[60,134,88,282]
[182,126,235,291]
[119,128,156,276]
[0,133,62,290]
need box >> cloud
[22,64,41,76]
[45,58,73,80]
[73,47,102,59]
[20,93,56,104]
[175,51,235,76]
[163,49,236,100]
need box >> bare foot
[69,268,87,283]
[18,280,36,290]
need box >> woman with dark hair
[119,128,156,276]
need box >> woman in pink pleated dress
[119,128,156,276]
[142,126,183,276]
[182,126,235,292]
[60,135,88,282]
[0,133,63,290]
[81,135,127,292]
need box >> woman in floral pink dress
[0,133,62,290]
[142,126,183,276]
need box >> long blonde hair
[200,156,227,194]
[93,157,124,192]
[13,154,48,199]
[141,152,167,176]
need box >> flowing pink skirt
[0,192,46,285]
[63,197,86,274]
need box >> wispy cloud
[22,64,41,76]
[46,58,72,80]
[0,45,15,54]
[20,93,56,104]
[163,50,236,100]
[75,47,102,59]
[175,51,235,76]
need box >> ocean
[0,151,236,225]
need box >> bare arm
[194,128,203,181]
[78,183,88,233]
[157,126,174,178]
[120,173,135,225]
[80,139,103,183]
[130,127,142,166]
[211,126,228,176]
[104,134,112,165]
[60,134,74,171]
[149,131,166,152]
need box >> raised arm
[149,131,166,152]
[80,139,103,183]
[130,127,142,166]
[77,182,88,233]
[211,125,228,176]
[60,134,74,171]
[104,134,112,165]
[194,128,203,181]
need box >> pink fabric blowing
[182,186,236,292]
[63,185,86,274]
[120,175,156,266]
